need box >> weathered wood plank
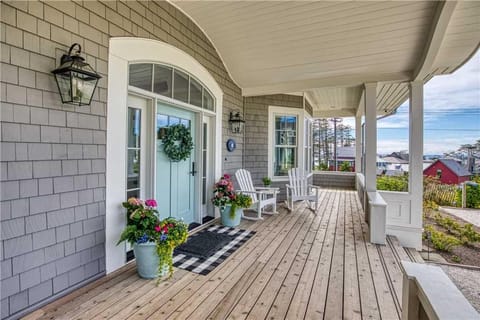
[350,192,381,320]
[343,191,362,320]
[304,190,340,318]
[266,192,330,320]
[284,191,335,320]
[174,207,309,319]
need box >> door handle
[190,162,197,176]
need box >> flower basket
[220,204,243,227]
[212,174,253,227]
[117,198,188,280]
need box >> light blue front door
[156,103,196,224]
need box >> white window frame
[304,115,313,174]
[268,106,307,181]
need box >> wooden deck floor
[24,190,419,320]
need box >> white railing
[380,191,422,249]
[402,261,479,320]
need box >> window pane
[173,70,189,103]
[127,189,140,199]
[275,115,297,146]
[127,149,140,189]
[157,114,168,140]
[180,119,190,128]
[203,89,214,111]
[153,65,172,97]
[190,78,202,107]
[275,147,296,176]
[129,64,152,91]
[168,116,180,125]
[127,108,141,148]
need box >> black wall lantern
[52,43,101,106]
[228,112,245,134]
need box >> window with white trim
[274,114,297,176]
[304,118,313,174]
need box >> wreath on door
[162,124,194,162]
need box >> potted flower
[262,176,272,187]
[117,198,188,279]
[212,174,253,227]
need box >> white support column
[355,115,362,173]
[409,81,424,249]
[364,83,377,192]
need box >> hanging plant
[162,124,194,162]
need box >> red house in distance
[423,159,471,185]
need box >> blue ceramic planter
[133,242,168,279]
[221,205,242,227]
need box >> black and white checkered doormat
[173,225,256,275]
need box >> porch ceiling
[170,1,480,117]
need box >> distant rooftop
[437,159,471,177]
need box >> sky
[344,50,480,155]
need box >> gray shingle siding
[243,94,304,201]
[0,1,243,318]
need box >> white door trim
[106,38,223,274]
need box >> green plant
[459,223,480,245]
[423,200,439,211]
[156,217,188,278]
[377,175,408,192]
[451,255,462,263]
[212,174,253,218]
[424,225,462,252]
[117,198,159,245]
[262,176,272,186]
[339,161,352,172]
[433,213,460,234]
[455,179,480,209]
[316,162,329,171]
[117,198,188,279]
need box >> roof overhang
[171,1,480,117]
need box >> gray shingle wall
[243,94,303,201]
[0,1,242,318]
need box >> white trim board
[106,38,223,274]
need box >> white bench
[401,261,479,320]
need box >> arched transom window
[129,63,215,111]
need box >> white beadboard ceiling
[171,1,480,117]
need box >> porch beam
[413,1,457,81]
[312,108,356,118]
[242,72,411,97]
[408,81,424,248]
[363,83,377,192]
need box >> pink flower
[224,174,230,180]
[127,197,141,206]
[155,225,161,232]
[145,199,157,207]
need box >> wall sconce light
[228,112,245,134]
[51,43,102,106]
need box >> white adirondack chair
[286,168,321,212]
[235,169,279,220]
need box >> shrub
[424,225,462,252]
[423,200,439,211]
[459,224,480,245]
[316,162,329,171]
[377,175,408,192]
[455,179,480,209]
[433,213,460,234]
[339,161,352,172]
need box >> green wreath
[162,124,193,162]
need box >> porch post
[408,81,424,249]
[364,83,377,192]
[355,115,362,173]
